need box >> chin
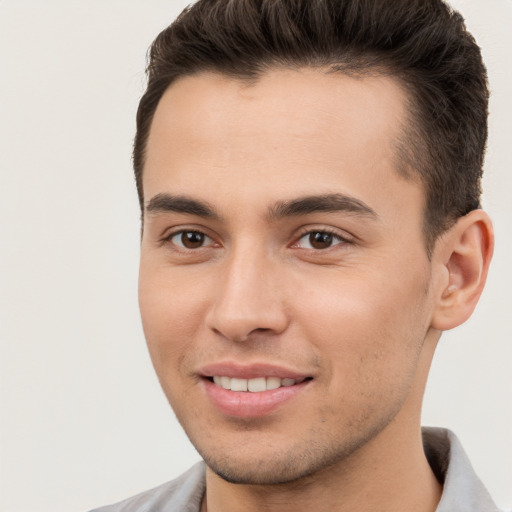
[198,432,368,486]
[203,453,325,485]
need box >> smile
[203,375,312,418]
[211,376,307,392]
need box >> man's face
[139,69,439,484]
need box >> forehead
[147,68,407,162]
[143,68,423,222]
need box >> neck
[203,426,441,512]
[202,331,442,512]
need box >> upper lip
[199,361,311,380]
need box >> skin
[138,68,493,512]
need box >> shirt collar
[422,427,501,511]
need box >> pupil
[310,232,333,249]
[182,231,204,248]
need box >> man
[92,0,500,510]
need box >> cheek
[138,263,209,370]
[293,266,430,391]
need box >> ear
[430,210,494,331]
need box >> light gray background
[0,1,510,511]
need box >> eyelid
[158,224,354,251]
[291,226,354,249]
[159,226,219,249]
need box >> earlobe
[431,210,494,331]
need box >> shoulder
[88,461,206,512]
[422,427,503,512]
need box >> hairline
[136,64,445,257]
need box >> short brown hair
[134,0,489,252]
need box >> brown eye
[170,230,210,249]
[309,232,334,249]
[296,231,346,250]
[182,231,204,248]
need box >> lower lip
[203,378,311,418]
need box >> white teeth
[265,376,281,390]
[212,376,301,392]
[220,376,231,389]
[247,377,266,392]
[230,377,248,392]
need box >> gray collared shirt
[90,427,502,512]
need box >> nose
[205,246,289,342]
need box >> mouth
[207,375,312,392]
[199,362,314,417]
[200,364,313,417]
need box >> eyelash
[161,229,216,250]
[293,228,351,250]
[161,227,352,252]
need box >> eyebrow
[145,193,220,219]
[145,192,377,222]
[268,193,378,221]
